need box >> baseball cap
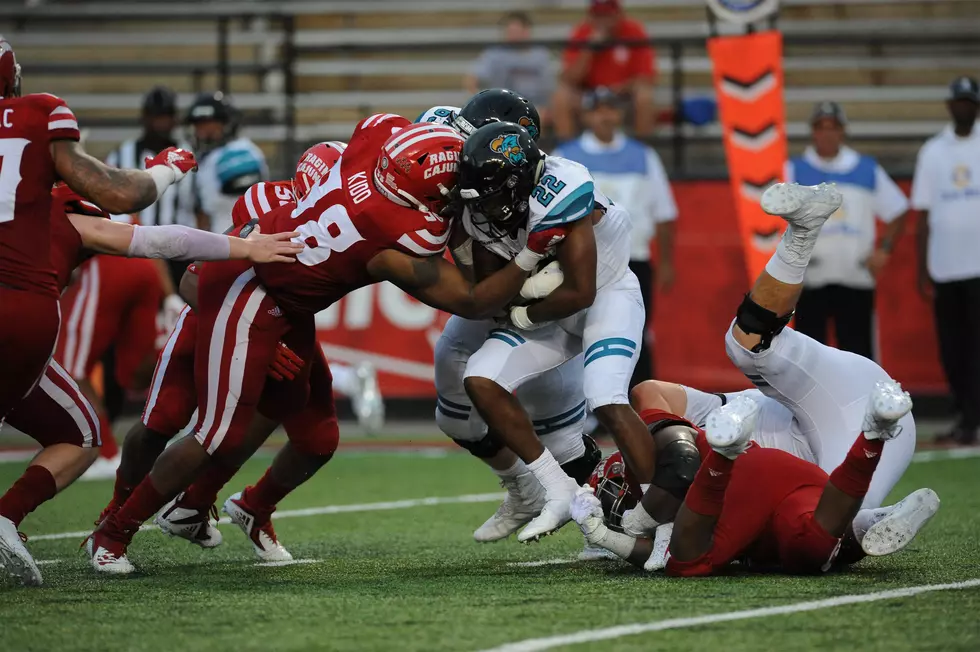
[582,86,624,111]
[589,0,622,15]
[948,76,980,103]
[810,101,847,126]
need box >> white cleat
[862,380,913,441]
[474,472,546,542]
[861,488,940,557]
[88,530,135,575]
[79,454,121,482]
[761,182,843,230]
[154,496,223,548]
[352,363,385,433]
[517,487,575,543]
[579,541,620,561]
[705,395,760,459]
[0,516,42,586]
[222,492,292,563]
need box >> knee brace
[451,433,503,459]
[649,423,702,500]
[735,293,793,352]
[559,434,602,485]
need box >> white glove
[161,294,187,335]
[570,485,606,540]
[621,502,659,538]
[643,522,674,572]
[510,305,544,331]
[520,261,564,300]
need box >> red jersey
[0,93,81,296]
[255,114,451,315]
[231,180,295,229]
[562,18,656,89]
[49,185,109,291]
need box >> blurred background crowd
[3,0,979,446]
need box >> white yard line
[254,558,321,567]
[35,559,63,565]
[30,492,506,542]
[507,558,579,568]
[479,579,980,652]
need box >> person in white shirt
[785,101,909,361]
[554,86,677,385]
[911,76,980,446]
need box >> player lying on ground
[569,182,939,573]
[86,117,564,574]
[0,184,301,586]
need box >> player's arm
[66,213,303,263]
[521,214,598,325]
[570,487,670,571]
[51,141,194,215]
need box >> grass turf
[0,448,978,651]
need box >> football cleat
[222,492,292,563]
[88,530,135,575]
[579,541,620,561]
[862,380,913,441]
[760,182,843,231]
[79,454,121,482]
[154,496,223,548]
[517,484,575,543]
[351,363,385,434]
[0,516,42,586]
[473,472,546,543]
[704,395,760,459]
[861,488,940,557]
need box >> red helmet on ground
[293,141,347,201]
[374,123,464,215]
[0,36,22,99]
[588,451,642,533]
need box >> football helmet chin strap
[372,167,452,215]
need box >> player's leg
[331,361,384,433]
[0,360,101,586]
[725,183,914,509]
[464,324,580,541]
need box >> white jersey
[416,106,461,127]
[462,156,632,289]
[193,137,269,234]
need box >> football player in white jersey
[456,121,657,542]
[421,90,604,545]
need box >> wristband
[514,247,544,272]
[146,165,176,199]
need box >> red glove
[515,226,569,271]
[145,147,198,184]
[268,340,305,381]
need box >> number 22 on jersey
[531,174,567,208]
[0,138,29,224]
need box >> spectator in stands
[912,76,980,446]
[786,101,909,362]
[554,87,676,385]
[464,12,553,120]
[552,0,656,142]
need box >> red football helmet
[0,36,21,99]
[293,141,347,201]
[374,123,464,215]
[588,451,642,533]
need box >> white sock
[526,449,575,498]
[852,506,893,541]
[764,225,817,285]
[493,458,528,480]
[331,364,359,397]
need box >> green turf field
[1,446,978,652]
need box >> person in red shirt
[553,0,656,141]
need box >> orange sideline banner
[707,30,788,283]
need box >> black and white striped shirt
[106,137,195,226]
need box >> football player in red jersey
[87,116,567,574]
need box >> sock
[851,506,893,541]
[526,449,575,497]
[684,451,734,517]
[764,226,817,285]
[828,434,884,499]
[0,465,57,527]
[178,462,239,510]
[99,413,119,459]
[105,479,167,543]
[243,468,292,515]
[493,459,528,480]
[331,364,359,397]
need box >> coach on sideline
[554,86,677,385]
[912,76,980,446]
[785,101,909,361]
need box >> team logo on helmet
[490,134,526,164]
[517,116,539,140]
